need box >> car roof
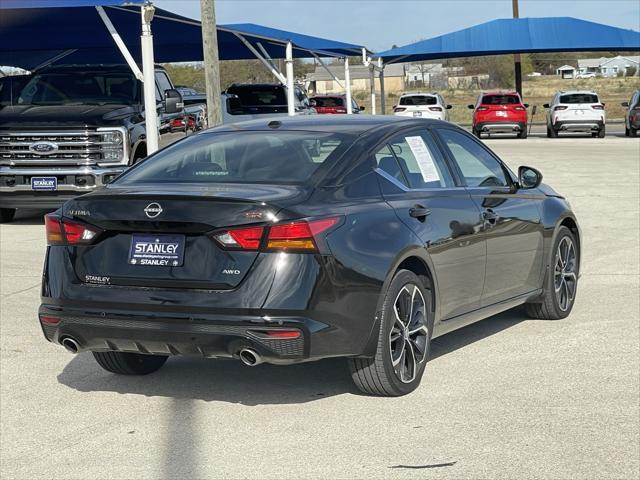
[400,92,438,97]
[557,90,598,95]
[481,90,519,96]
[202,115,452,136]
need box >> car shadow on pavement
[6,209,48,225]
[57,307,528,405]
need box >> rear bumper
[476,121,525,133]
[554,119,604,132]
[38,305,318,364]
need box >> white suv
[393,93,451,121]
[544,90,606,138]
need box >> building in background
[556,65,576,79]
[577,55,640,77]
[305,63,406,94]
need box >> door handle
[409,205,431,220]
[482,209,499,226]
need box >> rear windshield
[559,93,599,104]
[226,85,287,107]
[312,97,344,107]
[399,95,437,106]
[481,95,520,105]
[115,131,352,185]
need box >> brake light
[592,104,604,110]
[260,330,301,339]
[213,217,340,253]
[39,314,61,326]
[336,108,347,113]
[394,107,406,112]
[45,214,101,246]
[554,106,568,111]
[477,106,489,111]
[429,106,443,112]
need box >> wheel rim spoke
[555,237,578,312]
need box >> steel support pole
[378,58,386,114]
[285,41,295,116]
[344,57,353,114]
[141,5,159,154]
[369,65,376,115]
[512,0,523,96]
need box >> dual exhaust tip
[60,339,264,366]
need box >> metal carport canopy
[377,17,640,64]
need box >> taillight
[336,108,347,113]
[514,106,525,111]
[477,106,489,111]
[429,106,443,112]
[394,107,406,112]
[554,106,568,111]
[213,217,340,253]
[592,104,604,110]
[45,214,102,246]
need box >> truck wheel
[93,351,168,375]
[525,226,579,320]
[349,270,433,396]
[0,208,16,223]
[597,127,606,138]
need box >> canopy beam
[311,53,344,89]
[232,32,287,84]
[96,6,144,81]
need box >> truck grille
[0,131,106,165]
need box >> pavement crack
[390,461,457,469]
[1,282,40,298]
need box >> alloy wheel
[554,237,577,312]
[389,284,429,383]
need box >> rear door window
[376,131,454,189]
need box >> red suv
[310,94,363,114]
[468,91,528,139]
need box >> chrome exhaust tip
[238,348,263,366]
[61,337,80,354]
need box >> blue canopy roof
[378,17,640,64]
[0,1,365,70]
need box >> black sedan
[39,116,581,396]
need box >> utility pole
[200,0,222,127]
[512,0,523,97]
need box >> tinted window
[0,75,29,107]
[313,97,344,107]
[226,85,287,107]
[377,132,454,189]
[116,131,351,185]
[399,95,437,106]
[481,95,520,105]
[559,93,599,104]
[18,71,140,105]
[436,129,509,188]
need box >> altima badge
[144,202,163,218]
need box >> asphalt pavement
[1,135,638,479]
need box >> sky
[154,0,640,52]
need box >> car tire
[349,269,433,396]
[0,208,16,223]
[625,126,630,137]
[473,127,481,138]
[518,128,528,139]
[525,226,579,320]
[93,351,168,375]
[631,127,638,138]
[548,126,558,138]
[597,127,606,138]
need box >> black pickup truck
[0,64,205,222]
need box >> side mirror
[524,103,529,108]
[518,166,543,189]
[359,105,365,111]
[543,103,550,109]
[602,102,606,107]
[446,104,452,110]
[164,89,183,114]
[467,104,475,110]
[392,105,397,109]
[309,99,317,107]
[621,102,629,107]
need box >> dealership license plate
[496,111,508,117]
[413,111,422,117]
[128,234,185,267]
[31,177,57,191]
